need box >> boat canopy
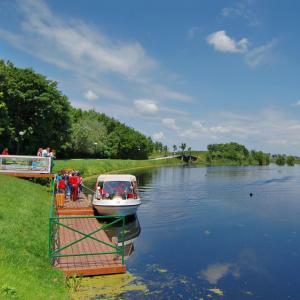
[97,174,137,183]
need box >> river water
[86,165,300,299]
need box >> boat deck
[53,193,126,276]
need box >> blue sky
[0,0,300,154]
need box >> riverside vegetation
[205,142,296,166]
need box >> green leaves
[0,60,155,159]
[0,60,71,154]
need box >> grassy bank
[0,175,68,299]
[54,158,183,178]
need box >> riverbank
[0,175,68,299]
[54,157,183,178]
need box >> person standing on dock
[69,172,79,201]
[49,149,56,172]
[36,148,42,156]
[65,173,71,199]
[77,172,83,197]
[42,147,50,157]
[1,148,9,155]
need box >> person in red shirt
[1,148,9,155]
[69,173,79,201]
[58,177,66,194]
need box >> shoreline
[54,157,186,179]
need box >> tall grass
[0,175,67,299]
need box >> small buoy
[249,193,253,197]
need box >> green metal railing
[48,178,125,265]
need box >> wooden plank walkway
[53,193,126,276]
[57,193,94,216]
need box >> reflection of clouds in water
[200,263,231,284]
[200,249,266,285]
[200,263,240,284]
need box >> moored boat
[92,174,141,216]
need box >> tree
[180,143,186,156]
[0,60,71,155]
[276,155,286,166]
[0,92,11,149]
[70,115,108,157]
[207,142,270,166]
[163,145,168,157]
[173,144,177,156]
[187,146,192,162]
[154,141,163,153]
[0,59,157,159]
[286,156,295,166]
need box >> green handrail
[48,175,125,265]
[50,217,122,256]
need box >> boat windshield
[99,181,138,199]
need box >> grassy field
[54,157,183,178]
[0,175,68,299]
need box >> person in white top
[42,147,50,157]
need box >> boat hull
[92,198,141,216]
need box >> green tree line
[0,60,155,159]
[206,142,270,165]
[206,142,296,166]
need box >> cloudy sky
[1,0,300,154]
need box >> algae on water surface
[70,272,148,299]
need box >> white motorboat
[92,174,141,216]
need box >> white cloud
[192,121,204,129]
[84,90,98,101]
[207,30,248,53]
[134,99,159,114]
[0,0,193,115]
[292,100,300,107]
[162,118,179,130]
[187,27,200,40]
[153,131,165,141]
[207,30,277,67]
[9,0,156,79]
[145,84,194,103]
[245,39,277,67]
[175,108,300,154]
[221,1,260,27]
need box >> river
[85,165,300,299]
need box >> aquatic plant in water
[70,273,148,299]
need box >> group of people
[56,171,83,201]
[37,147,56,158]
[1,146,56,158]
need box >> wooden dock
[57,194,94,216]
[52,193,126,276]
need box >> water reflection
[105,214,141,259]
[82,165,300,299]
